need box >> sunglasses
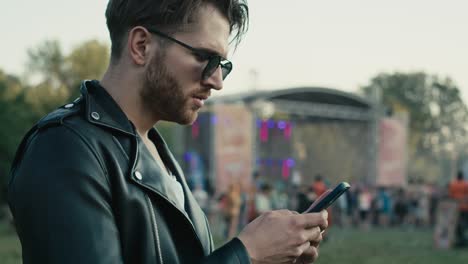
[146,27,233,80]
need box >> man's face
[140,4,230,125]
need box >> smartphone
[303,182,351,213]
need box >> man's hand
[294,239,321,264]
[237,210,328,264]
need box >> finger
[297,245,319,264]
[319,210,328,230]
[310,233,323,248]
[303,226,323,243]
[294,211,328,229]
[291,241,311,259]
[275,209,297,216]
[298,241,311,253]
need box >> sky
[1,0,467,101]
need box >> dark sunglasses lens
[202,57,221,80]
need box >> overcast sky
[1,0,467,101]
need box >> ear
[127,26,153,66]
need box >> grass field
[1,220,467,264]
[317,227,468,264]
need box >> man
[312,174,327,197]
[449,171,468,247]
[376,186,391,227]
[8,1,328,263]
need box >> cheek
[165,52,203,82]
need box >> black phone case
[305,182,350,213]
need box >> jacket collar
[80,80,136,136]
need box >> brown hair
[105,0,249,61]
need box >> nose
[201,67,223,91]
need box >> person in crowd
[7,1,328,263]
[253,170,267,192]
[313,175,332,228]
[376,186,391,227]
[237,182,249,230]
[312,174,327,197]
[358,186,372,229]
[406,189,420,228]
[428,183,440,227]
[255,183,273,215]
[296,185,316,213]
[448,170,468,247]
[224,182,242,240]
[334,188,349,227]
[347,185,359,226]
[343,184,355,227]
[393,188,409,226]
[417,185,431,227]
[246,184,258,223]
[271,181,289,210]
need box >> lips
[192,94,209,108]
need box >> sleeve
[8,125,123,264]
[201,238,251,264]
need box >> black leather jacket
[8,80,251,264]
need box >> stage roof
[208,87,372,109]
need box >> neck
[100,64,157,138]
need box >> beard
[140,53,199,125]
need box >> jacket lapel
[132,135,189,214]
[151,129,212,255]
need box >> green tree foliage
[24,82,70,117]
[361,72,468,183]
[26,40,71,90]
[0,71,38,203]
[0,39,110,205]
[26,39,109,99]
[66,40,109,98]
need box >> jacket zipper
[146,195,164,264]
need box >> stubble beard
[141,54,198,125]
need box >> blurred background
[1,0,468,263]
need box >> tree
[25,39,109,99]
[0,70,38,204]
[26,40,71,90]
[361,72,468,183]
[66,40,110,98]
[0,39,110,205]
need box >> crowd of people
[448,171,468,247]
[199,172,468,245]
